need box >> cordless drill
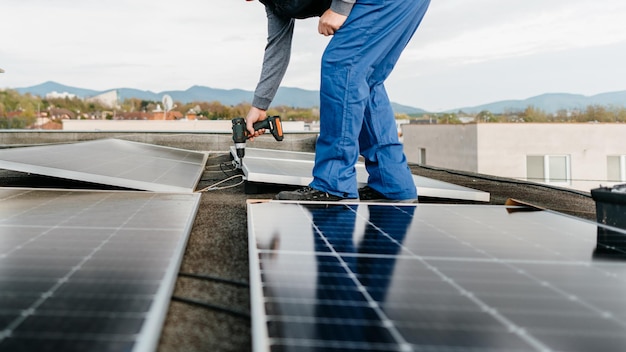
[231,115,284,159]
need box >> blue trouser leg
[310,0,430,199]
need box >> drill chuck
[234,143,246,158]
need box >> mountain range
[13,81,626,115]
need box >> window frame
[526,154,571,185]
[607,155,626,182]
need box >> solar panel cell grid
[248,202,626,352]
[0,188,200,352]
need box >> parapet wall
[0,131,317,153]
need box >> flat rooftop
[0,132,598,351]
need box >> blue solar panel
[248,202,626,352]
[0,188,200,352]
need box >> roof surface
[0,134,598,352]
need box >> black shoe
[275,186,345,201]
[358,186,418,203]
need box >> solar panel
[0,139,208,193]
[234,147,490,202]
[248,201,626,352]
[0,187,201,352]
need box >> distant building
[402,123,626,192]
[45,91,77,99]
[48,108,75,120]
[115,112,151,120]
[86,90,119,109]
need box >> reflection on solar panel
[0,188,200,352]
[234,147,489,202]
[248,201,626,352]
[0,139,207,193]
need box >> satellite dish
[162,95,173,112]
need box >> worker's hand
[318,9,347,36]
[245,106,267,141]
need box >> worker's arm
[247,8,295,136]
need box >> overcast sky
[2,0,626,111]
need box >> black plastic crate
[592,184,626,230]
[591,184,626,258]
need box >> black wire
[199,164,243,185]
[178,271,249,288]
[219,161,239,178]
[171,296,251,320]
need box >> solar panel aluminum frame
[248,206,271,352]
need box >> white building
[86,90,119,109]
[45,91,77,99]
[402,123,626,192]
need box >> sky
[2,0,626,112]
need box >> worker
[245,0,430,202]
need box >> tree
[476,110,493,123]
[554,109,570,122]
[581,105,611,123]
[521,106,547,122]
[615,106,626,122]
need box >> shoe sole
[272,198,359,203]
[358,198,418,204]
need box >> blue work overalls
[309,0,430,199]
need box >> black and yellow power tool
[231,116,284,160]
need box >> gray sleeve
[252,8,295,110]
[330,0,355,16]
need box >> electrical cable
[204,163,229,170]
[196,174,244,193]
[173,272,250,319]
[201,161,239,178]
[178,271,249,288]
[219,161,239,178]
[171,296,250,320]
[202,161,238,177]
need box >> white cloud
[406,0,626,65]
[2,0,626,110]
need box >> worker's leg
[310,0,430,199]
[359,83,416,200]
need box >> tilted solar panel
[0,188,200,351]
[0,139,208,193]
[234,147,490,202]
[248,201,626,352]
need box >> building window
[607,155,626,182]
[526,155,571,184]
[418,148,426,165]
